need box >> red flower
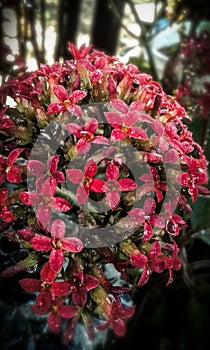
[68,271,100,306]
[128,197,165,241]
[67,42,93,60]
[131,240,181,286]
[178,157,208,201]
[139,166,167,203]
[27,155,65,185]
[0,148,24,184]
[19,177,72,227]
[105,100,147,141]
[30,219,83,272]
[0,188,16,222]
[97,300,135,337]
[65,118,109,154]
[103,163,137,210]
[66,159,105,205]
[47,85,86,117]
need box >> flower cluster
[0,42,209,343]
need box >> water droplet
[26,264,38,273]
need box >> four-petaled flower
[97,300,135,337]
[47,85,86,117]
[19,177,72,228]
[26,155,65,187]
[103,163,137,210]
[105,99,147,141]
[0,148,24,185]
[128,197,165,241]
[66,159,105,205]
[65,117,109,154]
[0,188,16,222]
[131,240,181,286]
[68,271,100,306]
[30,219,83,272]
[178,157,207,202]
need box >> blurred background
[1,1,210,349]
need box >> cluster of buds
[0,42,208,343]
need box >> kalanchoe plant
[0,42,209,344]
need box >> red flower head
[0,188,16,222]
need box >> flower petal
[113,319,126,337]
[77,139,91,154]
[76,185,89,205]
[128,127,147,139]
[124,110,140,127]
[118,178,137,191]
[84,275,100,290]
[47,102,64,114]
[111,99,128,114]
[49,249,64,272]
[106,163,119,180]
[66,169,83,183]
[48,312,61,334]
[69,89,87,103]
[53,85,68,101]
[137,267,151,287]
[58,305,78,318]
[65,123,82,137]
[51,219,66,239]
[30,235,52,251]
[131,253,147,268]
[7,148,24,165]
[72,289,87,306]
[128,208,145,223]
[48,155,59,174]
[0,188,8,205]
[105,112,123,128]
[143,222,153,241]
[40,263,57,282]
[32,290,52,315]
[84,117,98,133]
[62,237,83,253]
[27,160,46,176]
[19,278,41,292]
[92,136,110,145]
[51,282,71,296]
[7,166,22,182]
[84,159,97,177]
[51,197,72,212]
[111,128,126,141]
[106,190,120,210]
[90,178,105,192]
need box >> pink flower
[27,155,65,185]
[68,271,100,306]
[97,300,135,337]
[30,219,83,272]
[66,159,105,205]
[103,163,137,210]
[178,157,208,201]
[67,42,93,60]
[0,148,24,184]
[128,198,165,241]
[65,118,109,154]
[47,85,86,117]
[19,177,72,228]
[131,241,181,286]
[0,188,16,222]
[105,100,147,141]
